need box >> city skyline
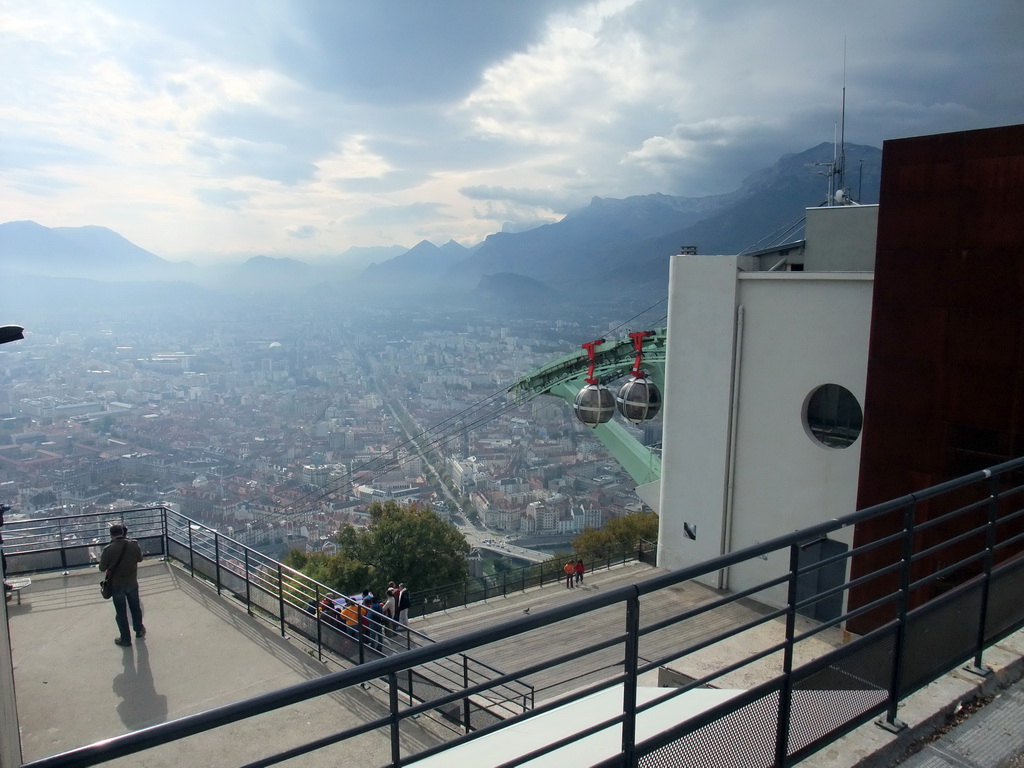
[2,1,1021,264]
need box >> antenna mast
[838,38,847,201]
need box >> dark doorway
[796,538,848,622]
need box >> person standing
[382,587,397,636]
[99,523,145,647]
[397,583,410,627]
[339,597,361,639]
[563,561,575,589]
[575,559,585,586]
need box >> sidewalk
[894,674,1024,768]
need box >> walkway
[6,560,445,767]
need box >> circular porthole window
[804,384,863,449]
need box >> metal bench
[4,577,31,605]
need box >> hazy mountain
[473,272,559,310]
[610,142,883,290]
[446,191,739,292]
[0,220,179,281]
[443,142,882,296]
[228,255,321,293]
[360,239,470,294]
[309,244,409,275]
[0,141,884,315]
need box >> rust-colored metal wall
[849,124,1024,632]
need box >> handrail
[8,454,1024,767]
[407,539,650,617]
[3,505,535,734]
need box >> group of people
[563,558,586,589]
[316,580,411,651]
[96,517,415,655]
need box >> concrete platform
[6,560,445,767]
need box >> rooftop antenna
[812,41,855,206]
[837,38,847,202]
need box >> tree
[282,549,373,596]
[286,500,470,597]
[572,511,659,559]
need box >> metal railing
[2,506,534,735]
[408,539,655,618]
[6,455,1024,768]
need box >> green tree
[282,549,374,596]
[286,500,469,597]
[572,511,659,558]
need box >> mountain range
[0,142,881,319]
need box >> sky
[2,1,1022,265]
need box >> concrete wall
[803,205,878,272]
[725,272,873,596]
[658,254,739,573]
[659,250,874,605]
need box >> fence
[2,506,533,736]
[6,456,1024,767]
[408,539,655,618]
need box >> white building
[658,205,878,609]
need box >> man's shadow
[112,641,169,730]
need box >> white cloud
[286,224,319,240]
[1,0,1021,259]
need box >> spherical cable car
[574,383,616,427]
[616,375,662,423]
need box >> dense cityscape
[0,304,661,561]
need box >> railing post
[188,522,195,578]
[277,564,286,638]
[214,532,222,595]
[774,543,802,766]
[462,654,471,733]
[966,472,999,676]
[879,502,916,732]
[621,586,641,766]
[358,604,365,665]
[244,548,251,616]
[55,517,68,575]
[161,506,169,559]
[315,584,323,662]
[388,671,402,767]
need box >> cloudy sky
[2,1,1021,264]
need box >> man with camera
[98,523,146,647]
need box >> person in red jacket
[574,559,585,586]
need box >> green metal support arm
[509,329,666,490]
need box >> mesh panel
[900,582,982,696]
[637,689,780,768]
[786,631,894,755]
[985,556,1024,642]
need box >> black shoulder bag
[100,541,128,600]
